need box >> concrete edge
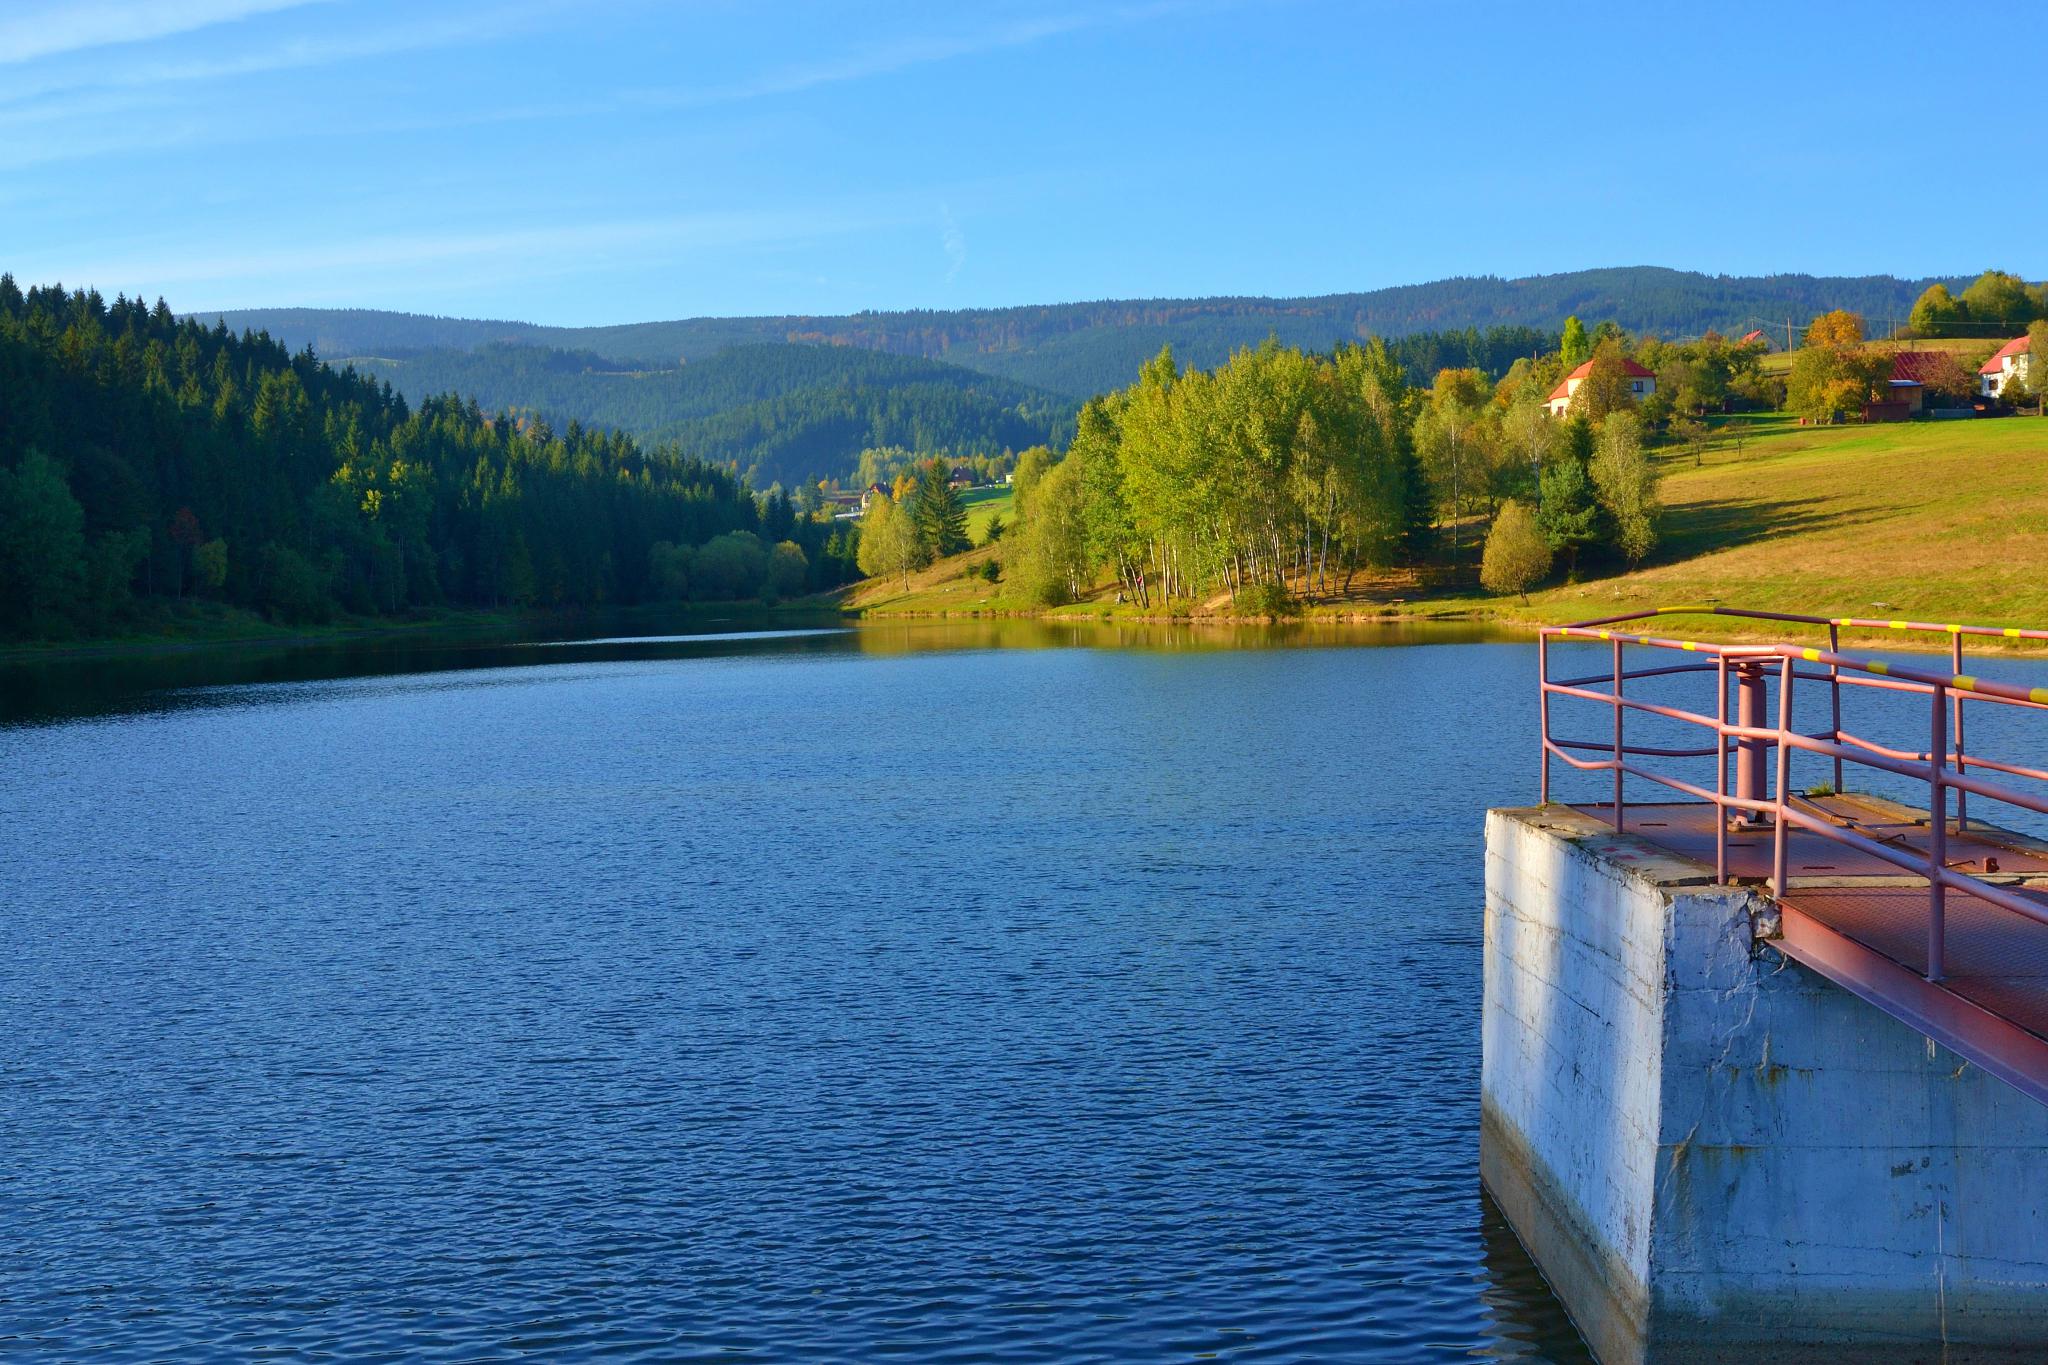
[1481,1094,1649,1365]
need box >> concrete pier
[1482,805,2048,1363]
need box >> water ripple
[0,636,1590,1361]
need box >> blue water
[1,622,1590,1361]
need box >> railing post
[1929,683,1948,983]
[1828,621,1843,796]
[1715,654,1729,884]
[1736,662,1769,823]
[1611,637,1625,831]
[1538,633,1551,805]
[1772,654,1794,898]
[1951,632,1969,831]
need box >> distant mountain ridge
[343,342,1076,490]
[207,266,1963,398]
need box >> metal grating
[1783,884,2048,1043]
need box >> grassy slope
[961,486,1013,542]
[849,414,2048,643]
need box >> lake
[2,619,1591,1361]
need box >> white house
[1980,336,2033,399]
[1545,357,1657,417]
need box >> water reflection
[0,612,1521,727]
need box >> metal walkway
[1576,797,2048,1101]
[1541,606,2048,1106]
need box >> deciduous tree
[1805,310,1866,349]
[1480,499,1550,600]
[0,449,87,630]
[1560,315,1590,369]
[1590,412,1660,566]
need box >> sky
[1,0,2038,326]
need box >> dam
[1484,607,2048,1363]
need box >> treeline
[986,332,1677,610]
[351,341,1077,490]
[995,342,1423,610]
[1905,271,2048,338]
[0,278,860,640]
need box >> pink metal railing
[1538,606,2048,983]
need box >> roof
[1982,335,2033,374]
[1546,356,1657,402]
[1738,330,1768,346]
[1886,351,1949,385]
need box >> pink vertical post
[1772,655,1794,897]
[1715,654,1729,883]
[1827,622,1844,796]
[1538,633,1551,805]
[1951,633,1969,831]
[1929,684,1948,982]
[1611,637,1625,831]
[1736,662,1769,823]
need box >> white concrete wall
[1483,806,2048,1363]
[1482,806,1675,1364]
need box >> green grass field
[961,485,1013,543]
[849,414,2048,645]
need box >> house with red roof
[1737,329,1771,349]
[1545,357,1656,417]
[1981,336,2033,399]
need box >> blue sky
[2,0,2037,325]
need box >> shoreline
[12,598,2044,668]
[847,601,2048,660]
[0,600,845,666]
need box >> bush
[1237,581,1298,618]
[690,531,769,600]
[766,540,808,600]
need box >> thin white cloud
[625,2,1199,112]
[0,0,332,65]
[0,1,570,108]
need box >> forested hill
[209,267,1961,398]
[343,342,1077,491]
[0,280,861,641]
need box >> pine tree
[912,461,969,564]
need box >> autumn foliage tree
[1805,310,1865,349]
[1788,311,1884,421]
